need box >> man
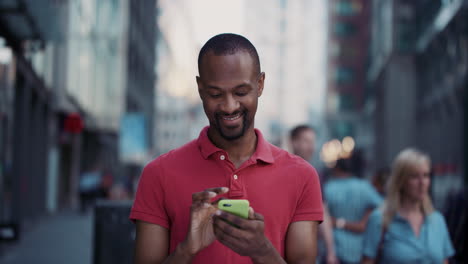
[324,158,382,264]
[289,125,337,264]
[289,125,316,163]
[130,33,323,263]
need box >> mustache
[215,109,246,117]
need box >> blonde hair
[382,148,434,228]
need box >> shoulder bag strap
[375,222,388,263]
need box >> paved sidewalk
[0,211,93,264]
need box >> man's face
[197,51,264,141]
[291,129,316,161]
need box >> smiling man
[130,33,323,264]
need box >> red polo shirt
[130,127,323,263]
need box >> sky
[187,0,246,46]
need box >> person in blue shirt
[324,157,383,264]
[362,148,455,264]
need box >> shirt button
[220,155,225,160]
[233,174,238,180]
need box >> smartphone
[218,199,250,219]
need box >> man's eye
[236,92,248,96]
[209,94,222,98]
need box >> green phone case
[218,199,250,219]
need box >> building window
[330,43,358,59]
[334,22,357,37]
[396,20,417,53]
[333,121,354,139]
[341,46,358,59]
[338,94,356,111]
[333,67,354,84]
[330,42,341,57]
[334,0,362,16]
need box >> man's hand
[213,207,284,263]
[182,187,229,256]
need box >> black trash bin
[93,200,135,264]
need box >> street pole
[464,11,468,189]
[69,133,82,210]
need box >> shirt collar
[394,211,433,223]
[197,126,274,164]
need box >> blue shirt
[363,209,455,264]
[324,177,383,263]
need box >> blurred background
[0,0,466,263]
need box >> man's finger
[191,201,210,210]
[192,187,229,202]
[215,209,248,229]
[213,218,244,250]
[191,191,216,203]
[205,187,229,194]
[253,212,264,221]
[212,197,227,207]
[213,214,246,238]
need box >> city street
[0,0,466,263]
[0,211,93,264]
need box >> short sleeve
[129,158,170,228]
[365,182,383,209]
[363,209,383,258]
[438,213,455,259]
[291,166,324,223]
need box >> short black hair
[290,125,315,140]
[334,158,353,173]
[198,33,261,75]
[374,167,390,185]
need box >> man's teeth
[223,114,241,120]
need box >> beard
[213,109,250,141]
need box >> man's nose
[417,175,426,184]
[220,95,240,113]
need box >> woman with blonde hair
[362,148,454,264]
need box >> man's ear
[257,72,265,97]
[196,76,203,99]
[291,140,298,152]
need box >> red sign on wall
[64,112,83,134]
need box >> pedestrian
[324,157,382,264]
[78,165,103,213]
[289,124,338,264]
[130,33,324,263]
[290,125,317,163]
[371,167,390,197]
[362,148,455,264]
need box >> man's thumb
[248,207,264,221]
[248,207,255,219]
